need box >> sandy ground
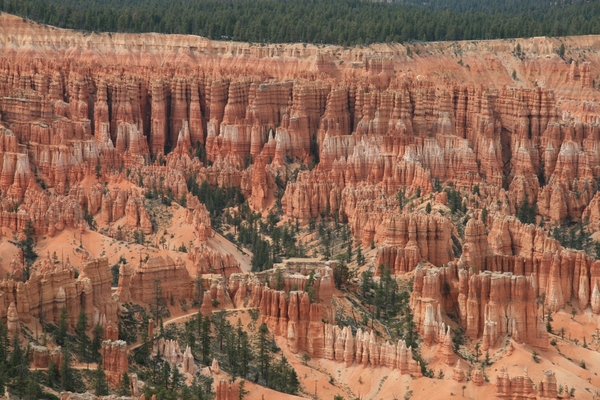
[208,232,252,273]
[0,227,24,277]
[33,226,187,273]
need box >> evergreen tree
[305,270,316,303]
[0,363,5,396]
[346,241,352,262]
[60,343,74,392]
[23,375,43,400]
[372,265,400,319]
[274,268,284,291]
[150,279,167,325]
[268,355,299,394]
[237,319,253,378]
[199,316,212,365]
[135,318,150,365]
[119,372,131,396]
[75,309,89,360]
[360,270,374,299]
[189,376,213,400]
[481,206,488,224]
[94,364,110,396]
[8,334,28,398]
[0,319,8,365]
[57,306,69,346]
[255,323,271,384]
[225,329,238,375]
[161,361,171,389]
[517,195,536,224]
[212,310,229,351]
[170,366,183,392]
[396,187,406,210]
[4,0,600,47]
[47,360,60,388]
[333,259,349,289]
[91,324,104,362]
[356,245,364,266]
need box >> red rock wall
[0,257,116,330]
[2,15,600,233]
[215,380,240,400]
[126,255,193,304]
[101,340,129,386]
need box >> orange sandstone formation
[123,256,194,304]
[3,12,600,400]
[215,380,240,400]
[101,340,129,386]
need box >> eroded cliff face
[0,257,116,330]
[232,259,425,375]
[101,339,128,386]
[1,15,600,242]
[3,12,600,400]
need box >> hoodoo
[0,9,599,399]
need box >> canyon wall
[0,14,600,242]
[0,256,116,329]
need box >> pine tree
[212,310,229,351]
[256,323,271,384]
[57,306,69,346]
[346,240,352,262]
[481,206,488,224]
[237,319,253,378]
[360,270,374,299]
[396,187,406,209]
[0,363,6,396]
[546,311,554,333]
[94,364,110,396]
[274,268,284,290]
[60,343,74,392]
[170,365,183,392]
[238,380,249,399]
[75,309,89,360]
[558,43,565,57]
[135,318,150,365]
[225,329,238,375]
[151,279,166,325]
[0,321,6,359]
[161,361,171,389]
[517,195,536,224]
[24,376,43,399]
[91,324,104,362]
[194,275,204,305]
[305,270,316,303]
[8,334,28,398]
[47,360,60,388]
[199,316,212,365]
[189,376,213,399]
[184,319,196,351]
[268,355,299,394]
[356,245,364,266]
[118,372,131,396]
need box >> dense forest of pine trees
[2,0,600,46]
